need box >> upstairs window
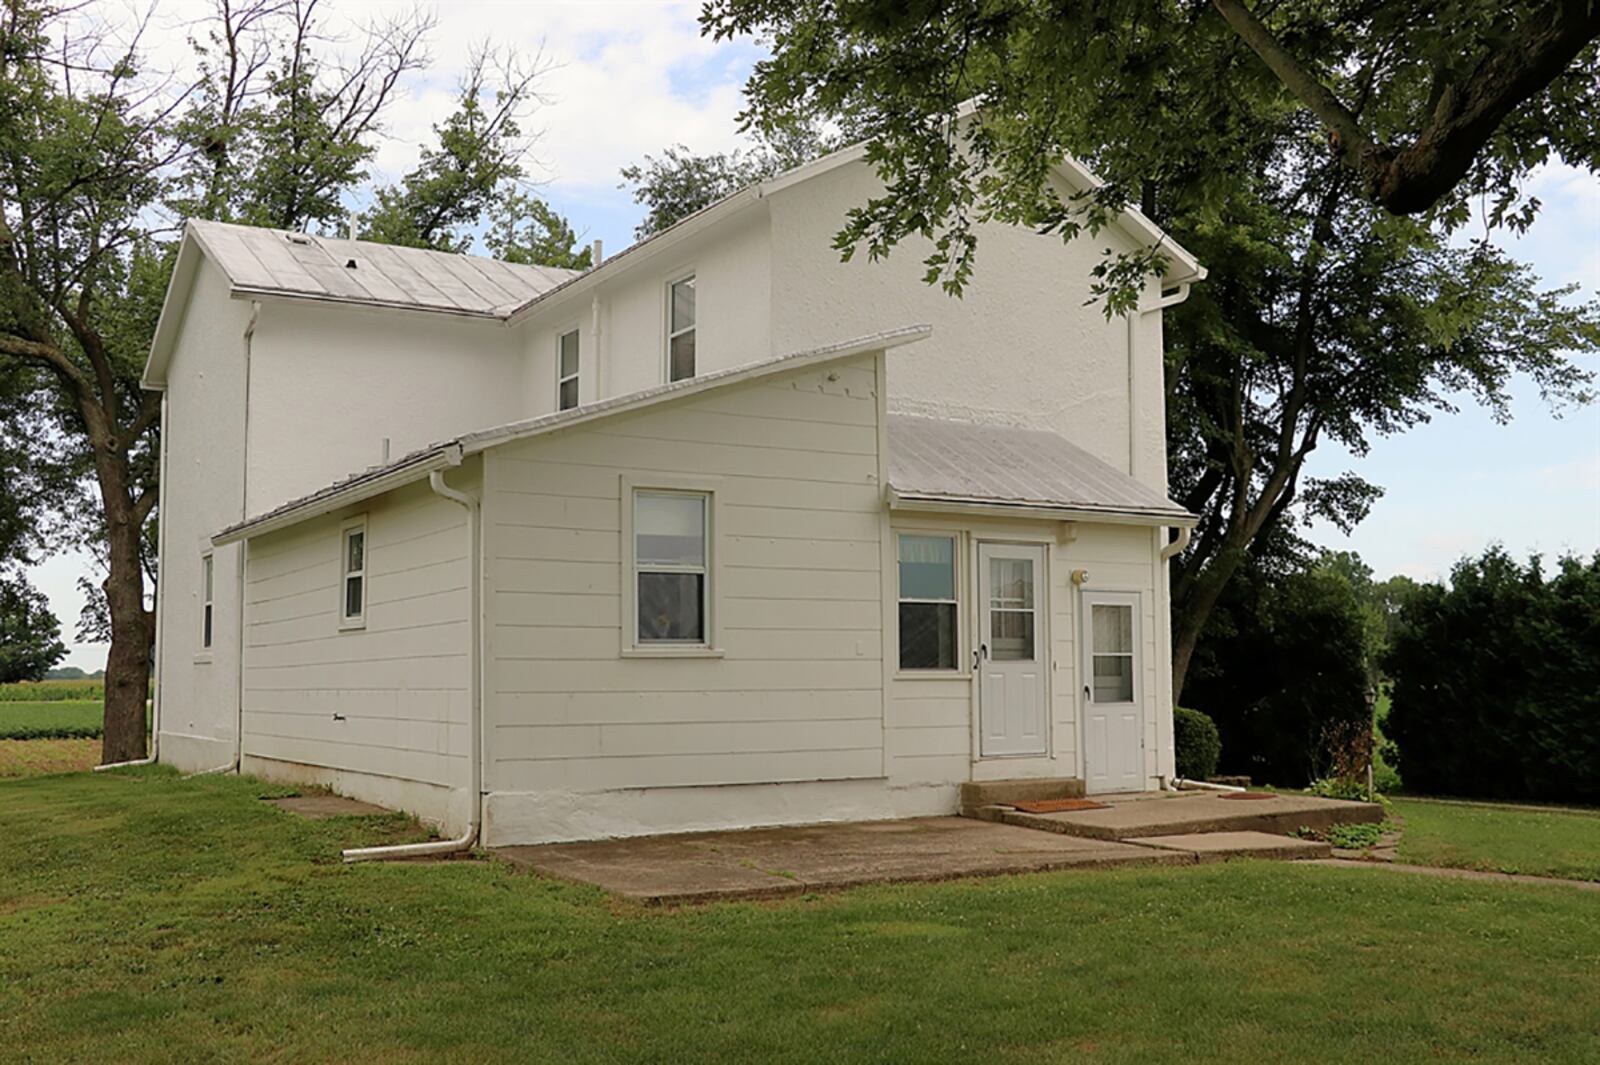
[634,490,708,644]
[200,553,214,650]
[557,328,580,411]
[341,519,367,629]
[898,534,958,670]
[668,275,695,382]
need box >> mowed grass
[2,771,1598,1064]
[1394,798,1600,882]
[0,737,100,778]
[0,700,103,740]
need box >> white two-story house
[143,144,1201,846]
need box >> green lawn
[2,770,1598,1063]
[1393,798,1600,882]
[0,700,103,739]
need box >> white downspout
[191,300,260,778]
[1160,524,1191,561]
[343,467,482,862]
[95,392,172,772]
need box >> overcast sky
[30,0,1600,668]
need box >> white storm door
[977,544,1047,757]
[1082,593,1144,793]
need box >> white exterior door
[1081,592,1144,793]
[977,544,1047,757]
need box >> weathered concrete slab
[991,791,1382,841]
[495,816,1189,904]
[1125,831,1332,862]
[265,795,392,819]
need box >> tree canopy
[0,0,586,761]
[704,0,1599,303]
[0,571,65,683]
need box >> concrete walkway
[496,816,1192,904]
[1307,858,1600,892]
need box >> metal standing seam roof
[886,414,1194,523]
[186,219,581,317]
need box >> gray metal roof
[887,414,1194,523]
[187,219,580,317]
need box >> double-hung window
[557,328,580,411]
[897,534,958,670]
[341,519,367,629]
[200,553,214,650]
[667,275,695,382]
[634,490,708,644]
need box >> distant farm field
[0,700,103,740]
[0,679,105,703]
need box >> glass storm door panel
[1081,593,1143,793]
[977,543,1047,757]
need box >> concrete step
[1124,831,1333,862]
[959,777,1085,817]
[985,792,1382,841]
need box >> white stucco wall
[766,161,1170,490]
[245,302,523,511]
[517,212,773,413]
[236,473,476,831]
[154,257,253,771]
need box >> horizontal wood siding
[485,354,887,793]
[240,478,471,788]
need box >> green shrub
[1174,707,1221,781]
[1326,821,1385,849]
[1386,549,1599,805]
[1307,775,1377,802]
[1184,561,1371,787]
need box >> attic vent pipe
[589,239,603,269]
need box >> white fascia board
[887,489,1197,528]
[458,325,932,455]
[1052,156,1206,285]
[211,444,464,547]
[141,227,204,390]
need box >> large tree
[0,0,567,763]
[699,0,1600,697]
[0,570,65,683]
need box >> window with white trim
[200,553,214,650]
[341,519,367,628]
[898,534,958,670]
[667,275,695,382]
[634,490,708,644]
[557,328,580,411]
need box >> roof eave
[887,488,1197,528]
[212,444,464,547]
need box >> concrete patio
[496,816,1196,903]
[493,801,1346,903]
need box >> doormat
[1008,798,1110,814]
[1218,792,1277,801]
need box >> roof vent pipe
[589,239,603,269]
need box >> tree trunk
[1170,541,1250,703]
[94,451,154,764]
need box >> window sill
[193,653,214,665]
[338,618,367,632]
[621,645,725,660]
[894,670,969,682]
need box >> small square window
[557,328,580,411]
[200,553,214,650]
[341,520,367,628]
[667,276,695,382]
